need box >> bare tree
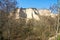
[0,0,17,40]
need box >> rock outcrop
[9,8,58,21]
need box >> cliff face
[9,8,58,20]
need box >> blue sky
[17,0,57,9]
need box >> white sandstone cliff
[9,8,58,20]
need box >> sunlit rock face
[38,9,58,18]
[15,8,20,19]
[50,13,58,18]
[9,8,20,19]
[25,8,40,20]
[9,8,58,20]
[38,9,51,16]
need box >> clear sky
[17,0,57,9]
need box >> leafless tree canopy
[0,0,17,12]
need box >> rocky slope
[9,8,58,21]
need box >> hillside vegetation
[0,10,60,40]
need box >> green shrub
[57,35,60,40]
